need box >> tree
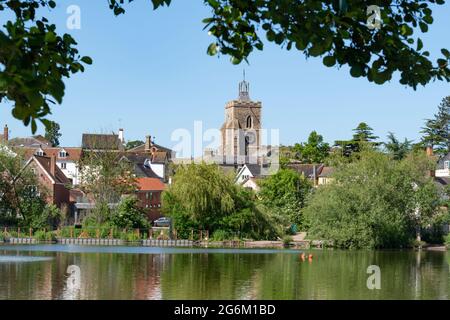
[335,122,379,157]
[304,150,442,249]
[258,169,312,229]
[292,131,330,163]
[0,147,55,228]
[421,96,450,155]
[125,140,144,150]
[2,1,450,132]
[111,195,150,229]
[44,121,62,147]
[163,162,280,240]
[384,132,413,160]
[78,145,137,223]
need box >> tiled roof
[136,178,165,191]
[82,134,122,150]
[121,154,161,178]
[152,151,167,164]
[33,155,71,184]
[8,136,51,147]
[19,147,82,161]
[318,167,335,178]
[287,163,324,179]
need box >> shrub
[33,230,56,241]
[282,235,293,246]
[211,229,230,241]
[445,234,450,248]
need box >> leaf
[417,38,423,51]
[81,56,93,65]
[207,43,217,56]
[441,49,450,59]
[323,55,336,67]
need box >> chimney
[50,155,56,177]
[118,128,124,144]
[145,135,152,151]
[426,146,433,157]
[3,125,8,142]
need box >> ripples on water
[0,256,53,263]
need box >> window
[146,192,153,200]
[61,162,67,169]
[246,116,252,128]
[36,149,44,156]
[445,161,450,169]
[59,150,67,158]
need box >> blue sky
[1,1,450,154]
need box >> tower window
[246,116,252,128]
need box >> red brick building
[24,155,71,208]
[136,178,165,222]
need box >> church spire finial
[239,70,250,101]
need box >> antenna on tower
[238,70,250,101]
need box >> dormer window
[35,149,44,156]
[59,150,67,158]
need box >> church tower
[220,74,262,163]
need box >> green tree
[384,132,413,160]
[2,1,450,132]
[78,142,137,223]
[44,121,62,147]
[292,131,330,164]
[259,169,312,228]
[335,122,379,157]
[163,162,279,239]
[304,150,441,249]
[421,96,450,155]
[111,195,150,229]
[0,146,56,228]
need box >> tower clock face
[245,132,256,145]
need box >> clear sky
[1,1,450,155]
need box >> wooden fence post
[29,228,32,238]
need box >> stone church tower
[220,76,262,163]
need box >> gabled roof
[19,147,82,162]
[120,154,161,179]
[136,178,165,191]
[82,133,122,150]
[127,142,173,155]
[287,163,324,179]
[28,155,71,184]
[152,151,167,164]
[318,167,335,178]
[8,135,51,148]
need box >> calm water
[0,244,449,300]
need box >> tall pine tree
[421,97,450,155]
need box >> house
[235,164,269,191]
[21,147,82,185]
[286,163,324,186]
[126,135,173,182]
[436,152,450,178]
[318,167,335,185]
[8,135,51,148]
[82,131,124,151]
[135,178,165,222]
[24,155,71,209]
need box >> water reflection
[0,246,449,300]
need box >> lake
[0,244,449,300]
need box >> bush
[282,235,293,246]
[211,229,230,241]
[111,196,150,230]
[119,231,142,242]
[33,230,56,241]
[445,234,450,248]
